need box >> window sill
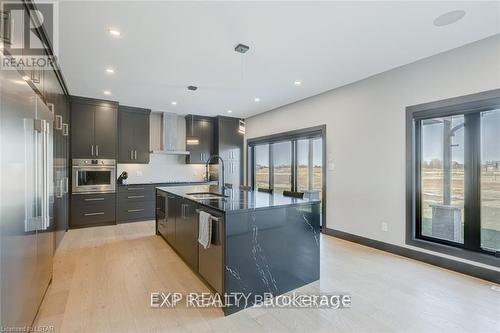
[406,237,500,268]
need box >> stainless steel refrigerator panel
[0,70,41,327]
[34,97,54,309]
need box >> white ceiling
[58,1,500,118]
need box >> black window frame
[406,89,500,267]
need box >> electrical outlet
[136,171,143,177]
[381,222,388,232]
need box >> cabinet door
[94,104,117,158]
[185,117,204,163]
[166,194,179,245]
[177,199,198,270]
[118,111,135,163]
[200,118,214,162]
[133,112,150,163]
[71,102,95,158]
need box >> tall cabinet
[70,96,118,159]
[214,116,244,189]
[45,69,70,248]
[0,4,70,328]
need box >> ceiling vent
[234,43,250,54]
[187,85,198,91]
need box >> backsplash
[117,154,206,184]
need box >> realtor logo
[1,0,58,70]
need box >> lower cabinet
[70,193,116,228]
[176,199,199,271]
[117,185,155,223]
[156,191,224,293]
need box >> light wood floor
[35,221,500,333]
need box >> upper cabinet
[70,97,118,159]
[214,116,244,189]
[118,106,151,164]
[185,115,214,164]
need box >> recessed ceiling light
[227,110,233,114]
[103,90,111,95]
[171,101,177,105]
[294,80,302,86]
[22,75,30,81]
[433,10,466,27]
[108,28,121,37]
[105,67,115,74]
[254,97,260,102]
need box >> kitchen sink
[187,192,229,199]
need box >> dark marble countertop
[156,185,319,214]
[118,180,215,187]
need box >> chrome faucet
[205,154,225,193]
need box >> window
[420,115,465,243]
[297,139,310,192]
[480,109,500,252]
[272,141,292,193]
[408,91,500,262]
[254,144,270,190]
[248,126,326,226]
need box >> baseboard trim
[323,228,499,284]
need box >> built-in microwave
[72,159,116,194]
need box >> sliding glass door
[248,126,326,227]
[250,136,323,195]
[254,144,270,189]
[273,141,293,193]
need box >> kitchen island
[155,185,320,315]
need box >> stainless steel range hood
[150,112,190,155]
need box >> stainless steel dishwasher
[197,207,224,295]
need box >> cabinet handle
[64,177,69,193]
[127,209,144,213]
[62,123,69,136]
[84,212,104,216]
[127,187,144,191]
[127,195,144,199]
[55,115,63,130]
[134,150,137,160]
[84,197,104,201]
[96,145,99,156]
[91,145,94,156]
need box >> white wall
[245,35,500,271]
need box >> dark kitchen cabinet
[157,193,198,270]
[176,199,199,270]
[157,190,179,246]
[118,106,150,164]
[117,185,155,223]
[70,193,116,228]
[70,96,118,159]
[166,194,179,245]
[214,116,244,189]
[185,115,214,164]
